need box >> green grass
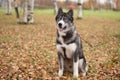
[83,10,120,19]
[35,9,120,19]
[1,8,120,19]
[0,8,6,14]
[35,9,54,15]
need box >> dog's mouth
[58,26,67,32]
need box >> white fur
[82,72,86,76]
[58,18,65,28]
[56,44,63,54]
[79,59,83,68]
[58,57,64,77]
[79,59,88,76]
[73,62,79,78]
[66,43,77,58]
[58,69,63,77]
[56,43,77,59]
[59,36,65,44]
[58,31,66,37]
[57,18,70,32]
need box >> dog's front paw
[82,72,86,76]
[58,70,63,77]
[73,73,78,79]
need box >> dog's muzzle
[58,23,67,31]
[58,23,62,29]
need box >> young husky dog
[55,8,88,78]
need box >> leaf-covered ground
[0,9,120,80]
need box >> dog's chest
[57,36,77,59]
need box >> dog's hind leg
[79,58,88,76]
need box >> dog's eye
[56,15,62,21]
[59,16,62,20]
[57,17,62,22]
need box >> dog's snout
[58,23,62,28]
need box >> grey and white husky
[55,8,88,78]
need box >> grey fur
[56,8,88,78]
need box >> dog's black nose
[58,23,62,28]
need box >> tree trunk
[14,0,20,22]
[27,0,34,23]
[66,0,69,5]
[91,0,95,10]
[53,0,58,15]
[6,0,12,15]
[23,0,28,23]
[0,0,1,7]
[113,0,117,10]
[78,0,83,19]
[23,0,34,24]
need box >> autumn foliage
[0,9,120,80]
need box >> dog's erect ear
[58,8,63,15]
[67,9,73,17]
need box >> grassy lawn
[1,8,120,19]
[0,8,120,79]
[35,9,120,19]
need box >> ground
[0,9,120,80]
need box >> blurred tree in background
[0,0,120,10]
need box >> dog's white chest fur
[57,36,77,59]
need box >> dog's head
[55,8,74,32]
